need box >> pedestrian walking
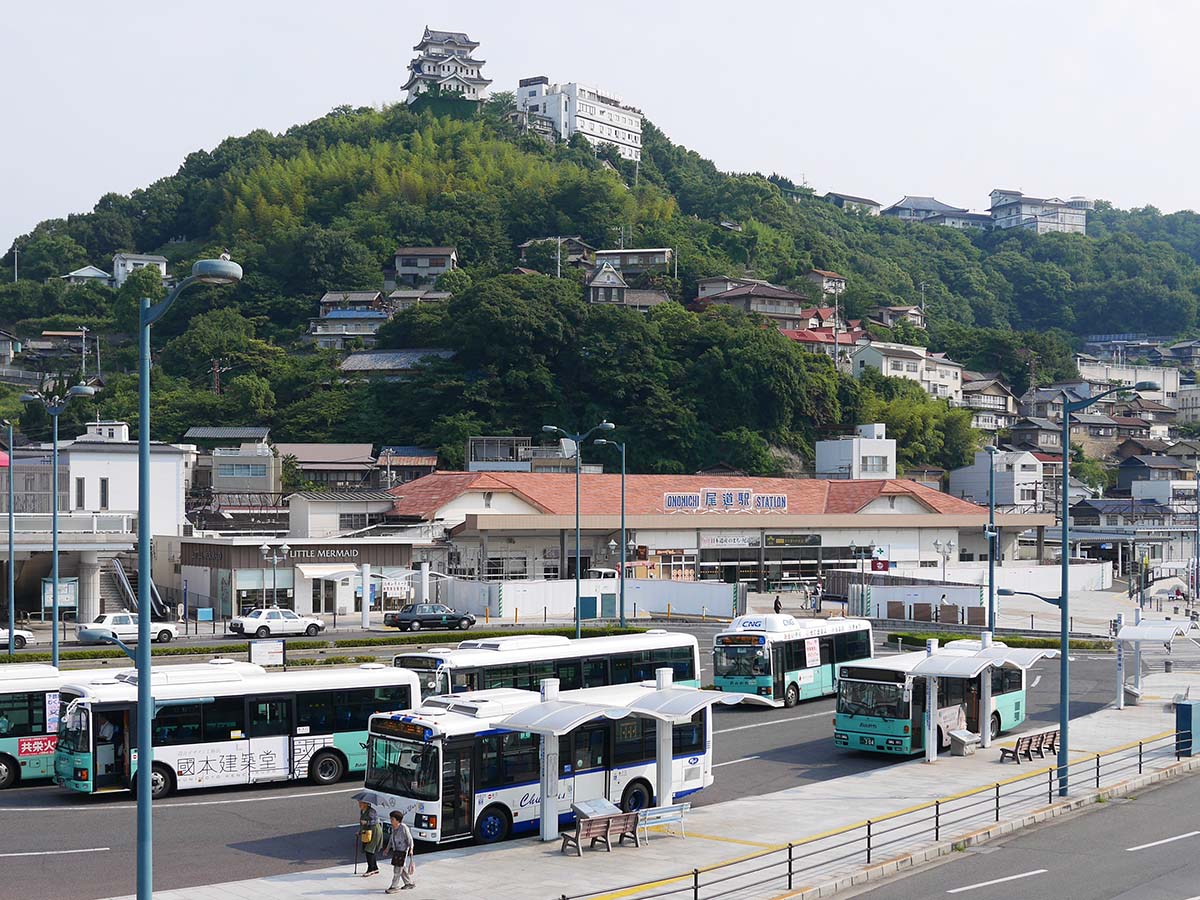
[773,594,783,615]
[358,801,384,877]
[385,810,416,893]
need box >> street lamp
[1055,379,1158,797]
[135,257,242,900]
[260,543,290,608]
[543,420,615,638]
[20,382,95,665]
[932,538,955,584]
[594,437,627,628]
[2,419,13,657]
[985,445,1001,632]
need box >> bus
[364,684,713,845]
[712,615,874,707]
[393,631,701,697]
[0,663,127,789]
[834,641,1052,755]
[53,659,422,799]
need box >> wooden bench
[637,803,691,841]
[999,729,1060,763]
[560,812,641,856]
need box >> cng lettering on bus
[739,620,764,629]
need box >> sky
[3,0,1199,254]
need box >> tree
[160,308,280,377]
[1071,443,1113,493]
[434,268,473,295]
[15,232,89,282]
[112,265,165,334]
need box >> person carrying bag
[357,801,384,877]
[385,810,416,893]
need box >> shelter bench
[560,812,641,856]
[999,729,1060,763]
[637,803,691,841]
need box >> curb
[777,756,1200,900]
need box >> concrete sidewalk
[112,670,1200,900]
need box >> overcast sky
[3,0,1197,254]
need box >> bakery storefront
[175,537,419,617]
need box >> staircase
[99,567,126,615]
[109,555,170,620]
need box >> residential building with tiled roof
[851,341,963,402]
[387,247,458,288]
[804,269,847,296]
[822,192,881,215]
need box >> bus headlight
[415,814,437,829]
[74,768,89,781]
[834,732,847,741]
[886,739,903,747]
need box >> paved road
[0,625,1117,900]
[847,768,1200,900]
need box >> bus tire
[156,630,173,643]
[621,780,653,813]
[474,804,511,843]
[13,635,25,650]
[0,754,18,789]
[149,763,175,800]
[990,712,1001,740]
[308,750,344,785]
[305,624,320,636]
[784,683,800,708]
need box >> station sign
[764,534,820,548]
[663,489,789,514]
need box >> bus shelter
[1116,614,1200,709]
[494,669,768,841]
[910,636,1059,761]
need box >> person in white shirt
[0,713,10,735]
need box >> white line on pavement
[946,869,1047,893]
[0,785,361,813]
[713,756,761,769]
[0,847,110,858]
[715,711,831,734]
[1126,831,1200,852]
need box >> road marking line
[1126,830,1200,852]
[679,830,775,848]
[713,755,760,768]
[715,711,831,734]
[0,785,361,813]
[0,847,109,858]
[946,869,1047,893]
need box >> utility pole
[79,326,89,379]
[12,250,17,283]
[556,237,562,279]
[919,281,927,312]
[211,358,222,395]
[94,335,102,382]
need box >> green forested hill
[2,99,1197,472]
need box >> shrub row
[886,631,1112,651]
[0,639,329,664]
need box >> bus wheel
[474,805,510,843]
[149,763,175,800]
[784,683,800,708]
[990,713,1001,740]
[0,754,17,789]
[621,780,652,813]
[309,751,344,785]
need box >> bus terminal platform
[109,669,1200,900]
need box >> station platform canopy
[911,645,1059,680]
[1117,619,1200,647]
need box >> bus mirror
[902,686,912,703]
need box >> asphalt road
[846,768,1200,900]
[0,624,1118,900]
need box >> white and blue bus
[365,683,713,845]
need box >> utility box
[949,729,981,757]
[1176,700,1200,757]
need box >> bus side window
[155,703,202,745]
[203,696,246,741]
[0,691,45,738]
[671,710,705,755]
[819,638,834,666]
[671,646,696,680]
[297,691,333,733]
[556,660,582,691]
[610,654,632,685]
[785,640,803,672]
[452,670,477,692]
[582,658,609,688]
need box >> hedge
[886,631,1112,651]
[332,625,645,649]
[0,639,329,664]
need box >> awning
[294,563,360,580]
[494,700,631,736]
[626,686,771,721]
[1118,620,1200,643]
[912,647,1058,679]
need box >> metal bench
[560,812,641,856]
[999,729,1059,763]
[637,802,691,841]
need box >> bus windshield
[366,736,439,802]
[837,680,907,720]
[713,645,769,677]
[58,702,90,753]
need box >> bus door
[440,741,473,840]
[566,725,609,808]
[247,697,293,782]
[94,704,132,790]
[771,645,785,700]
[909,678,925,751]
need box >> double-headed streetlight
[1052,379,1158,797]
[985,445,1000,631]
[543,420,615,638]
[19,383,95,665]
[932,538,955,584]
[2,419,13,657]
[135,258,242,900]
[260,543,290,607]
[593,437,628,627]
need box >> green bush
[886,631,1111,651]
[332,626,645,649]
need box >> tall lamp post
[1055,379,1158,797]
[932,538,955,584]
[594,438,626,627]
[985,445,1000,631]
[543,420,615,638]
[2,419,13,657]
[136,258,243,900]
[20,383,95,665]
[260,543,290,607]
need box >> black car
[384,603,476,632]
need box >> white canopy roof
[493,699,631,736]
[1117,620,1200,643]
[911,646,1058,680]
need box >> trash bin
[949,729,981,757]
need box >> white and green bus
[834,641,1054,755]
[53,659,422,799]
[713,615,873,707]
[393,631,701,697]
[0,663,122,789]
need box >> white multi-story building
[516,76,642,161]
[111,252,168,289]
[851,342,964,402]
[949,450,1043,510]
[1074,357,1180,407]
[403,27,491,104]
[815,424,896,479]
[1176,385,1200,424]
[989,189,1091,235]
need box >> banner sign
[698,532,761,549]
[664,489,789,514]
[764,534,820,548]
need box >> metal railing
[11,513,135,533]
[556,731,1187,900]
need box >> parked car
[384,603,476,632]
[229,607,326,638]
[76,611,178,645]
[0,627,35,650]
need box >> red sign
[870,559,889,572]
[18,736,56,756]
